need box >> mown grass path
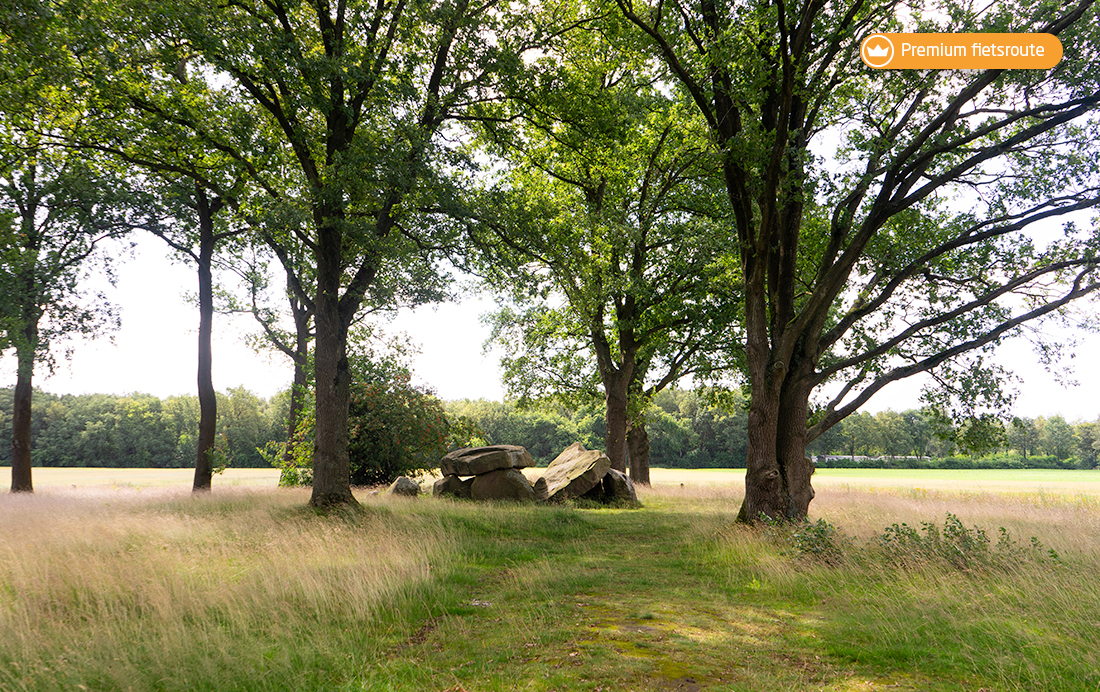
[357,496,978,692]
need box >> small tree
[1041,415,1077,461]
[1008,417,1040,460]
[0,128,148,491]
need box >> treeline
[5,385,1099,471]
[809,410,1100,470]
[448,389,751,468]
[0,388,288,468]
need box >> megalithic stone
[439,445,534,477]
[533,443,611,502]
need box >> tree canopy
[611,0,1100,520]
[468,6,742,481]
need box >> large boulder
[433,474,474,499]
[385,476,420,497]
[580,467,639,505]
[533,443,612,502]
[605,468,639,503]
[440,445,535,477]
[471,468,536,502]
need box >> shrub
[346,374,453,486]
[760,516,846,565]
[876,513,1059,570]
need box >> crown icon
[866,43,889,57]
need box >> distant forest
[2,386,1098,471]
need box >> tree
[1008,416,1040,459]
[79,0,531,506]
[471,7,741,482]
[901,409,933,459]
[1074,420,1098,469]
[876,410,912,461]
[955,414,1006,459]
[1041,415,1077,461]
[0,64,147,490]
[615,0,1100,520]
[145,183,249,489]
[840,412,882,461]
[26,0,267,491]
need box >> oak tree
[82,0,531,505]
[615,0,1100,519]
[471,9,742,481]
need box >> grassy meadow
[2,470,1100,691]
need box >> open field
[9,466,284,488]
[13,466,1100,496]
[2,478,1100,691]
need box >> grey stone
[386,476,420,497]
[433,474,474,499]
[604,468,638,503]
[533,443,612,502]
[440,445,534,477]
[471,468,536,502]
[578,469,639,505]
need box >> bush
[876,513,1059,570]
[267,375,481,488]
[346,375,454,486]
[761,516,846,565]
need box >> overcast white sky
[3,235,1099,422]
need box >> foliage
[760,516,847,566]
[0,387,285,468]
[347,375,454,486]
[877,513,1059,571]
[270,327,484,487]
[267,406,314,488]
[7,384,1100,472]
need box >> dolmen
[434,442,638,506]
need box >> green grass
[813,468,1100,482]
[2,483,1099,690]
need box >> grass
[2,480,1099,690]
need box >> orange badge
[860,33,1062,70]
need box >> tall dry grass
[0,487,454,691]
[642,481,1100,690]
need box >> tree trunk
[737,358,815,522]
[309,220,356,508]
[603,373,630,473]
[627,422,651,485]
[193,189,217,492]
[283,298,312,462]
[10,330,36,493]
[737,387,783,522]
[775,375,814,518]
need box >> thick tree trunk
[737,359,815,522]
[10,335,36,493]
[776,376,815,518]
[737,388,783,522]
[193,191,217,492]
[627,422,651,485]
[603,374,630,473]
[309,220,356,508]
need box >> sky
[3,235,1099,422]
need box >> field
[20,465,1100,495]
[2,469,1100,691]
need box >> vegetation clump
[877,513,1061,571]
